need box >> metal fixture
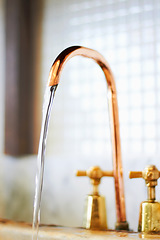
[48,46,129,230]
[76,166,113,230]
[129,165,160,233]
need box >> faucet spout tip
[48,46,82,87]
[48,60,61,86]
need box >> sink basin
[0,219,160,240]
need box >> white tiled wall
[43,0,160,159]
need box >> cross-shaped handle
[129,165,160,201]
[76,166,113,195]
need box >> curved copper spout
[48,46,128,230]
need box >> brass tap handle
[129,171,142,179]
[76,166,113,195]
[129,165,160,201]
[76,171,87,177]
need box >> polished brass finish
[48,46,128,230]
[139,201,160,233]
[76,166,113,230]
[129,165,160,201]
[129,172,142,179]
[129,165,160,233]
[76,166,113,195]
[84,195,107,230]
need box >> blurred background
[0,0,160,232]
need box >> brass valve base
[83,195,107,230]
[129,165,160,234]
[138,201,160,234]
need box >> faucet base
[115,221,129,231]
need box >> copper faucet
[48,46,129,230]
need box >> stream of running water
[32,85,57,240]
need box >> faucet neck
[48,46,128,229]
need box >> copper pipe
[48,46,128,229]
